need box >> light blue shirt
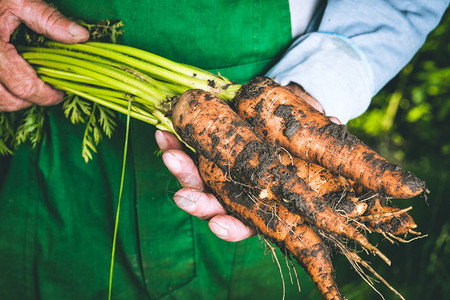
[268,0,449,123]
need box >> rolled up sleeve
[267,0,449,123]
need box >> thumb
[16,0,89,43]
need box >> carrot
[277,151,353,196]
[234,77,426,199]
[359,195,419,238]
[277,151,368,218]
[199,156,412,299]
[197,155,344,300]
[170,89,390,264]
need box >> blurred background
[333,9,450,300]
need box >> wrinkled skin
[157,82,341,242]
[0,0,89,111]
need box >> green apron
[0,1,320,299]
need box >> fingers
[175,188,255,242]
[0,83,33,111]
[156,130,256,242]
[0,0,89,111]
[328,116,342,124]
[0,39,64,110]
[286,82,325,114]
[157,130,206,190]
[0,14,21,42]
[209,215,256,242]
[155,130,184,152]
[162,149,207,191]
[173,188,227,219]
[16,0,89,43]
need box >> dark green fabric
[51,1,291,84]
[0,1,320,299]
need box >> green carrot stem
[22,52,167,101]
[41,75,131,100]
[85,41,230,83]
[54,82,160,124]
[95,94,157,122]
[22,46,177,96]
[44,41,239,100]
[163,83,190,94]
[115,66,176,96]
[36,67,108,88]
[23,56,160,106]
[152,110,175,134]
[41,76,172,129]
[95,95,161,126]
[108,98,132,300]
[18,45,117,67]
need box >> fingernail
[173,193,196,210]
[329,116,342,124]
[68,23,88,38]
[209,221,229,239]
[155,130,168,151]
[164,152,182,173]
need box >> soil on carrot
[172,90,389,264]
[199,155,344,300]
[273,104,302,139]
[234,77,426,199]
[234,76,277,101]
[200,157,281,232]
[323,191,359,215]
[207,79,216,88]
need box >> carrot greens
[4,20,240,160]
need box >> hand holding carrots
[157,86,340,242]
[0,0,89,111]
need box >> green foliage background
[335,10,450,300]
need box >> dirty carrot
[197,155,344,300]
[234,77,426,199]
[277,150,353,196]
[170,89,389,265]
[277,151,368,218]
[9,30,425,300]
[359,195,420,238]
[17,41,426,201]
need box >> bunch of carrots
[7,25,428,299]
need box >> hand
[156,130,256,242]
[0,0,89,111]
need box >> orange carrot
[359,196,418,237]
[277,151,352,196]
[170,89,389,264]
[234,77,426,199]
[197,155,344,300]
[277,151,368,218]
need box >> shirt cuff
[266,32,374,124]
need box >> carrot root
[197,155,345,300]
